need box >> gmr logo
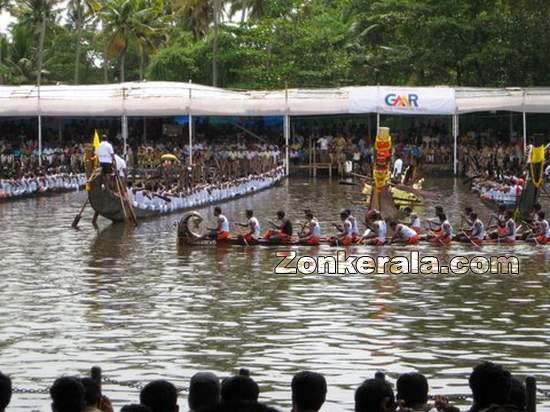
[385,93,419,107]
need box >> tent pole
[37,84,42,167]
[188,79,193,166]
[38,115,42,167]
[122,86,128,158]
[522,111,527,156]
[376,113,380,134]
[453,114,459,176]
[122,114,128,158]
[284,86,290,176]
[522,90,528,158]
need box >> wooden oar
[462,230,481,248]
[71,198,89,228]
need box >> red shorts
[367,238,385,246]
[471,238,483,246]
[244,233,258,243]
[431,235,452,245]
[216,230,230,241]
[406,236,419,245]
[340,235,353,246]
[536,235,549,245]
[306,235,320,246]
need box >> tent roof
[0,82,549,117]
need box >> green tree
[174,0,226,86]
[68,0,100,84]
[11,0,59,86]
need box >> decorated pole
[453,114,459,176]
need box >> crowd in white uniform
[473,177,524,206]
[0,173,87,199]
[129,166,286,213]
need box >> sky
[0,10,15,34]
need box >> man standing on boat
[97,135,115,175]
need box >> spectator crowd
[0,361,533,412]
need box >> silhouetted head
[438,213,447,222]
[0,372,12,412]
[221,375,259,404]
[389,221,397,229]
[469,362,512,409]
[505,210,513,220]
[291,371,327,412]
[121,405,152,412]
[246,210,254,219]
[50,377,85,412]
[140,380,179,412]
[80,378,100,409]
[508,377,526,412]
[537,211,545,220]
[276,211,285,220]
[396,373,429,408]
[355,378,394,412]
[403,207,412,216]
[435,206,444,215]
[470,213,478,221]
[188,372,221,412]
[214,207,222,216]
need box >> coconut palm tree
[68,0,100,84]
[10,0,59,86]
[174,0,226,87]
[100,0,164,82]
[230,0,265,23]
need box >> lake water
[1,178,549,411]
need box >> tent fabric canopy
[1,82,550,117]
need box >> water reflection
[0,179,548,412]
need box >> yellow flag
[92,130,100,151]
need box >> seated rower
[299,211,321,246]
[264,210,293,243]
[344,209,360,240]
[360,212,386,246]
[428,213,453,246]
[205,206,230,241]
[497,210,516,244]
[463,212,486,246]
[529,211,550,245]
[488,205,507,239]
[426,205,444,235]
[402,206,422,234]
[236,209,261,243]
[389,221,419,245]
[332,211,353,246]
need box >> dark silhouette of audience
[0,361,536,412]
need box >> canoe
[88,171,286,223]
[177,212,544,247]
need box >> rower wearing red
[264,210,293,243]
[428,213,453,246]
[333,211,353,246]
[236,209,261,244]
[300,210,321,246]
[389,221,419,244]
[206,206,230,241]
[360,211,387,246]
[464,213,486,246]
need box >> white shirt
[393,158,403,176]
[115,155,127,176]
[97,141,114,163]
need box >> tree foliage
[0,0,549,88]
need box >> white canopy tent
[1,82,549,173]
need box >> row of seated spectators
[0,361,531,412]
